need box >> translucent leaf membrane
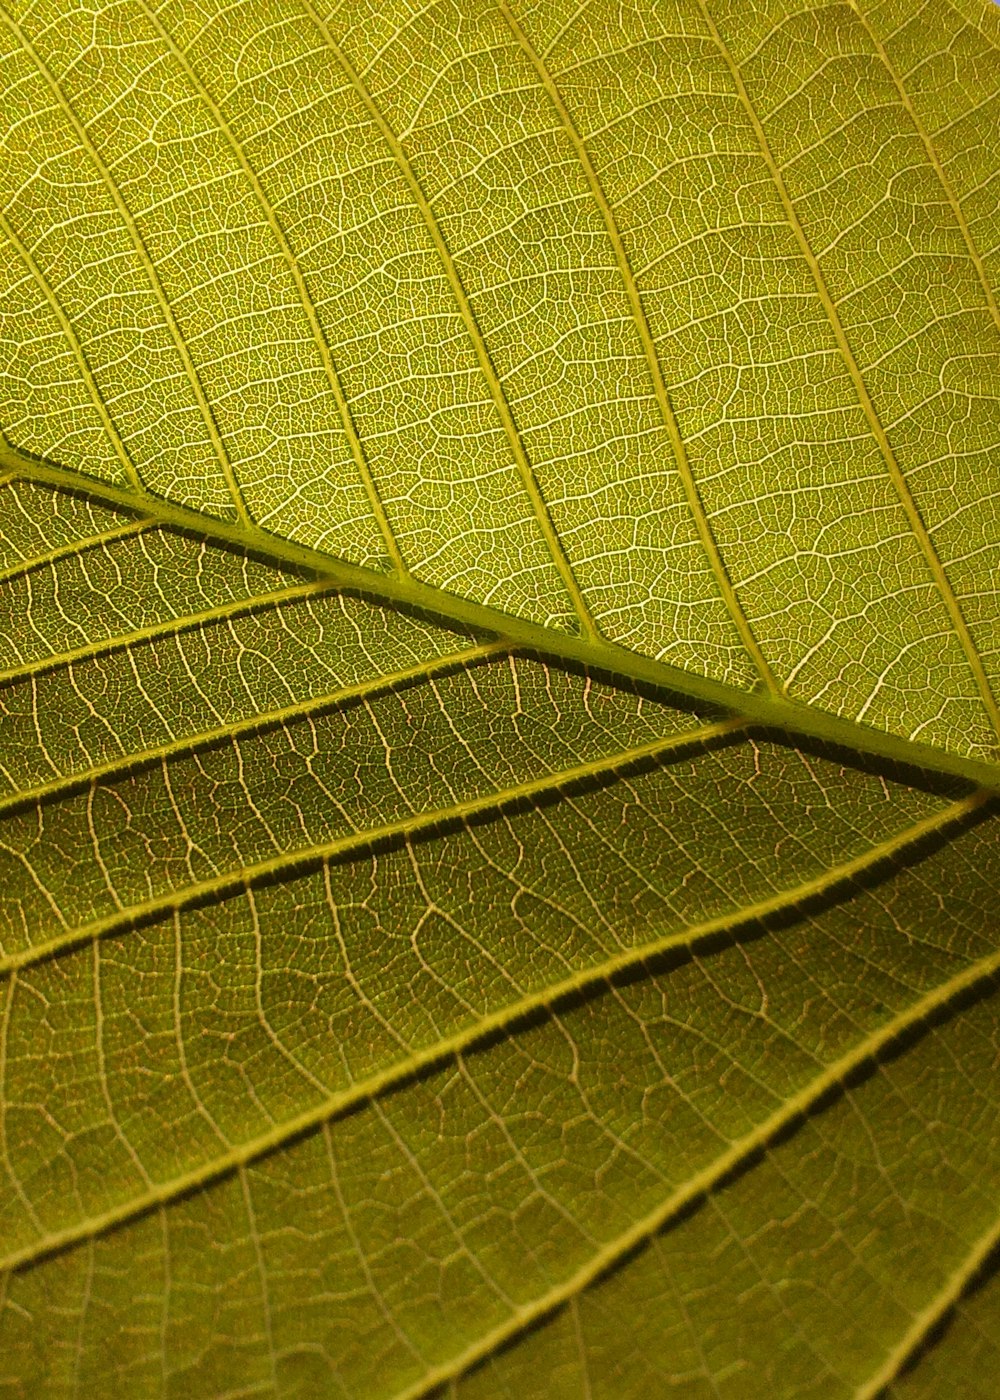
[0,481,997,1396]
[888,1269,1000,1400]
[2,0,999,758]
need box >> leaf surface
[0,0,999,1395]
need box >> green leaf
[0,0,998,1395]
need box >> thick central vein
[5,447,1000,793]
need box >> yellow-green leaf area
[3,0,998,756]
[1,1,999,1397]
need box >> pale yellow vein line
[373,1094,520,1311]
[92,939,153,1189]
[301,1,601,641]
[0,718,744,981]
[698,0,1000,743]
[321,861,412,1060]
[245,889,328,1097]
[394,913,1000,1399]
[0,579,331,686]
[321,1121,426,1367]
[942,0,1000,47]
[0,209,143,492]
[0,786,986,1275]
[572,1296,593,1400]
[171,911,232,1153]
[0,518,154,589]
[138,1,406,572]
[239,1166,278,1392]
[540,2,590,60]
[68,1239,94,1399]
[848,0,1000,340]
[856,1207,1000,1398]
[500,0,780,695]
[0,971,46,1236]
[0,9,252,526]
[0,641,503,820]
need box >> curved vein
[697,0,1000,742]
[0,718,745,980]
[0,640,505,820]
[850,0,1000,339]
[0,206,143,492]
[300,0,600,640]
[0,789,988,1281]
[137,0,406,572]
[499,0,779,693]
[0,8,251,525]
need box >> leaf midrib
[4,3,997,778]
[5,443,999,791]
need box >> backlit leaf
[0,0,998,1395]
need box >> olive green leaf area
[1,485,999,1400]
[1,0,999,1398]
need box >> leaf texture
[0,0,999,1395]
[2,0,999,755]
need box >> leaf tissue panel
[0,0,998,1397]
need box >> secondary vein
[0,790,988,1286]
[500,0,780,695]
[856,1202,1000,1399]
[0,640,506,820]
[0,8,252,526]
[301,1,601,641]
[137,0,407,573]
[698,0,1000,743]
[0,207,144,493]
[393,900,1000,1399]
[849,0,1000,340]
[5,446,1000,792]
[0,577,335,686]
[0,718,745,980]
